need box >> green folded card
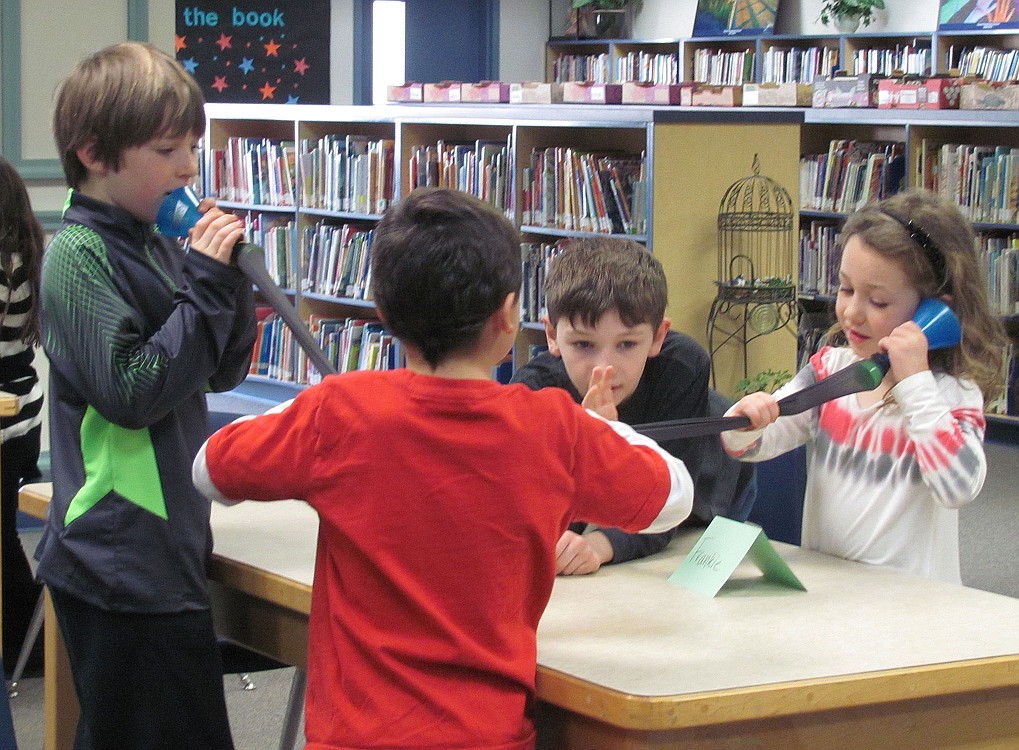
[669,516,806,597]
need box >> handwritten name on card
[669,516,806,597]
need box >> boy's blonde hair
[544,237,667,330]
[837,189,1007,402]
[53,41,205,189]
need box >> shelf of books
[545,39,680,84]
[758,35,841,85]
[932,28,1019,77]
[549,30,1019,87]
[682,36,758,85]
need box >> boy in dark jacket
[37,41,255,749]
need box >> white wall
[501,0,553,83]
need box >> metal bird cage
[707,155,797,387]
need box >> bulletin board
[175,0,330,104]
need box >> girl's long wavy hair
[0,155,44,346]
[834,189,1007,403]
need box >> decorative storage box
[423,82,463,103]
[562,82,623,104]
[688,84,743,107]
[812,74,882,108]
[461,81,511,103]
[959,80,1019,110]
[877,77,961,109]
[743,82,814,107]
[621,82,688,105]
[509,82,564,104]
[386,83,423,103]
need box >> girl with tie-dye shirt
[723,190,1007,583]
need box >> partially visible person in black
[0,154,45,675]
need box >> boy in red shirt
[193,188,692,750]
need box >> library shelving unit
[678,31,935,83]
[203,102,801,403]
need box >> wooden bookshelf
[549,29,1019,84]
[204,103,801,400]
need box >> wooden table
[19,482,1019,749]
[0,391,21,659]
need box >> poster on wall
[938,0,1019,29]
[692,0,779,37]
[175,0,330,104]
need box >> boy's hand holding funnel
[634,299,963,442]
[157,186,245,266]
[157,188,338,378]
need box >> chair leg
[278,668,306,750]
[7,590,46,697]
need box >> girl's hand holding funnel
[632,299,962,442]
[157,186,244,265]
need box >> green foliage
[572,0,635,8]
[734,369,793,398]
[696,0,737,17]
[818,0,886,27]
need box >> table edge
[536,655,1019,729]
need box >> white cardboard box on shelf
[743,82,813,107]
[461,82,511,103]
[621,82,689,105]
[508,82,564,104]
[423,82,463,103]
[562,82,623,104]
[386,83,423,103]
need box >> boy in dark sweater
[512,237,754,574]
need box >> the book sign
[176,0,330,104]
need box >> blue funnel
[156,186,202,238]
[913,298,962,351]
[870,298,961,375]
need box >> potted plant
[818,0,886,32]
[568,0,640,39]
[734,368,793,398]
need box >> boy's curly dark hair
[370,189,522,369]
